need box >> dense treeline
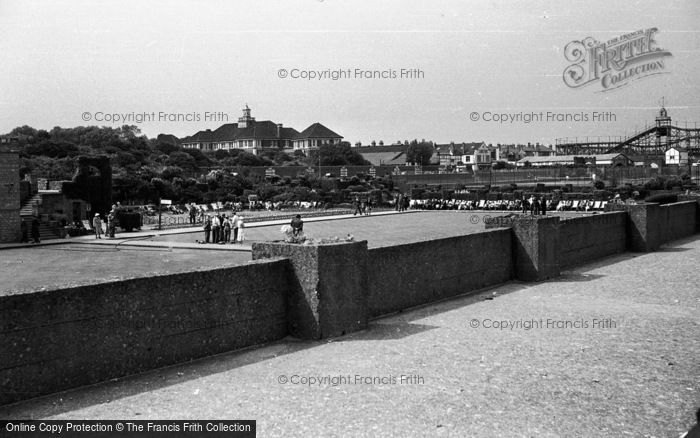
[4,125,376,204]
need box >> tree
[308,143,371,166]
[406,140,434,165]
[165,151,197,172]
[154,141,180,155]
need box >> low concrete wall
[367,230,513,317]
[660,201,698,244]
[559,212,627,269]
[4,201,699,406]
[0,259,289,406]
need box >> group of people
[523,196,548,216]
[352,196,373,216]
[201,213,245,244]
[405,196,613,213]
[394,193,411,212]
[92,206,118,239]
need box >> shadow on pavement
[0,337,318,419]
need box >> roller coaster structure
[555,107,700,163]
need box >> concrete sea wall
[2,199,698,405]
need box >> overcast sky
[1,0,699,145]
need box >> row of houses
[174,105,691,168]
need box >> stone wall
[367,230,513,317]
[559,212,627,269]
[0,259,289,405]
[0,152,21,243]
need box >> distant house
[497,144,525,163]
[435,142,492,170]
[354,144,408,166]
[521,144,555,157]
[517,153,633,167]
[181,105,342,155]
[665,147,689,165]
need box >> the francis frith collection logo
[563,27,672,92]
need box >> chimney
[277,123,282,138]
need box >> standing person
[291,214,304,237]
[189,204,196,224]
[396,193,403,212]
[403,195,410,212]
[541,196,547,216]
[203,215,211,243]
[92,213,103,239]
[353,196,361,216]
[366,197,373,215]
[222,215,231,243]
[531,197,540,216]
[211,214,221,243]
[231,211,240,243]
[107,210,117,238]
[30,217,40,244]
[236,215,245,243]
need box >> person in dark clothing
[353,196,361,216]
[531,197,540,216]
[291,215,304,237]
[31,217,40,244]
[189,205,197,224]
[541,197,547,216]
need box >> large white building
[181,106,343,155]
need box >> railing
[140,208,358,230]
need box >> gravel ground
[2,235,698,437]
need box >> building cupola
[238,104,255,128]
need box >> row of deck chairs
[193,202,227,213]
[192,200,327,213]
[554,200,608,211]
[408,198,610,212]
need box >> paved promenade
[2,236,699,437]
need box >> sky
[1,0,699,146]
